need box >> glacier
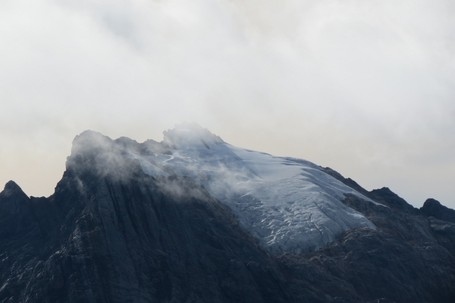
[71,124,377,253]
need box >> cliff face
[0,170,289,303]
[1,128,454,303]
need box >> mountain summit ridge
[63,126,378,253]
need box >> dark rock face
[0,171,288,303]
[421,199,455,253]
[1,138,455,302]
[368,187,419,214]
[271,194,455,303]
[323,194,455,302]
[421,198,455,223]
[322,167,418,214]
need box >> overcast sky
[1,0,454,208]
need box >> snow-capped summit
[65,126,378,253]
[162,123,224,150]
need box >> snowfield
[76,125,378,253]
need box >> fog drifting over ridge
[0,0,454,208]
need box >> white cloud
[0,0,454,208]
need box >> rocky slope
[0,125,454,302]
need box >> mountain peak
[0,180,28,199]
[59,127,377,252]
[67,130,115,167]
[421,198,455,223]
[163,123,223,149]
[423,198,441,207]
[369,187,417,213]
[71,130,113,153]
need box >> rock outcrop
[421,198,455,223]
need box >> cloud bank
[0,0,454,207]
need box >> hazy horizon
[1,0,454,209]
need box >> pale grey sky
[1,0,454,208]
